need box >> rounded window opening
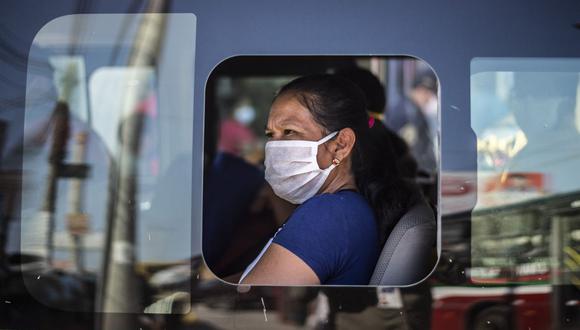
[203,56,440,287]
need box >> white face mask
[233,105,256,125]
[265,131,338,204]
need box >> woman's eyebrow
[278,118,304,128]
[266,118,304,131]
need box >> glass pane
[471,58,580,285]
[21,13,196,314]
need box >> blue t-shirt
[272,190,380,285]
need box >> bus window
[20,13,197,315]
[470,58,580,287]
[202,56,439,287]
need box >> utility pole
[99,2,168,328]
[40,60,90,268]
[42,101,70,266]
[66,131,90,273]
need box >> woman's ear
[333,128,356,161]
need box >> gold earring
[332,158,341,166]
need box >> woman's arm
[240,243,320,285]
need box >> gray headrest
[369,200,436,286]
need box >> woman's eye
[283,129,295,136]
[265,131,273,138]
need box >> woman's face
[265,92,335,168]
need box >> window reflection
[20,13,196,314]
[471,59,580,289]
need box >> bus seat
[369,199,436,286]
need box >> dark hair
[276,74,420,245]
[336,67,419,179]
[334,67,386,113]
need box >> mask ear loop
[316,131,340,170]
[316,131,339,145]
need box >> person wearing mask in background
[203,95,272,276]
[218,97,258,159]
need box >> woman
[239,74,420,285]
